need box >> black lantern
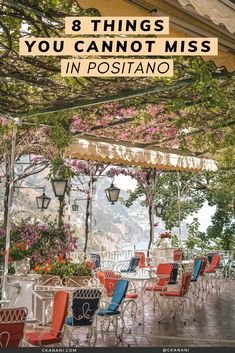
[72,201,79,212]
[155,203,163,216]
[36,192,51,210]
[105,182,120,205]
[51,178,68,198]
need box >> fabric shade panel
[177,0,235,34]
[66,138,217,172]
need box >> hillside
[0,169,151,252]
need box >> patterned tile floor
[26,279,235,347]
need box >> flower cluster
[70,102,178,148]
[2,242,32,262]
[34,256,92,278]
[0,218,78,267]
[159,232,172,239]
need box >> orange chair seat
[26,331,61,346]
[125,293,138,299]
[160,291,181,297]
[145,285,163,292]
[205,269,215,273]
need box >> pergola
[62,0,235,170]
[1,0,235,298]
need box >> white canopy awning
[177,0,235,34]
[67,138,217,172]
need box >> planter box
[64,276,93,287]
[39,275,62,286]
[38,275,93,287]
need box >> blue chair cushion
[65,316,73,326]
[97,308,120,316]
[192,259,203,282]
[108,279,129,311]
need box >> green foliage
[185,218,211,250]
[123,171,205,229]
[48,157,74,179]
[8,245,32,261]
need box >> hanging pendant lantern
[155,203,163,216]
[51,178,68,198]
[36,192,51,210]
[105,182,120,205]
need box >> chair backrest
[195,256,207,276]
[208,255,220,272]
[50,291,69,337]
[97,271,105,286]
[169,263,179,284]
[97,271,121,297]
[173,249,183,262]
[127,256,140,271]
[0,307,28,347]
[179,271,193,296]
[71,288,102,326]
[135,252,145,268]
[108,279,129,312]
[156,263,173,287]
[89,254,101,270]
[86,260,94,270]
[192,259,203,281]
[207,252,217,263]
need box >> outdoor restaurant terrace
[0,0,234,349]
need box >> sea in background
[123,241,149,250]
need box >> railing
[72,249,142,263]
[72,248,234,270]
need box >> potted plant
[154,231,172,248]
[8,242,32,275]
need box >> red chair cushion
[135,252,145,267]
[26,331,62,346]
[50,291,69,337]
[0,308,27,347]
[145,285,163,292]
[125,293,138,299]
[97,271,121,297]
[160,291,181,297]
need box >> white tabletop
[121,272,163,281]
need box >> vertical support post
[177,171,182,248]
[67,178,71,224]
[67,156,72,224]
[89,169,93,252]
[2,120,18,300]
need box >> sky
[115,174,215,232]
